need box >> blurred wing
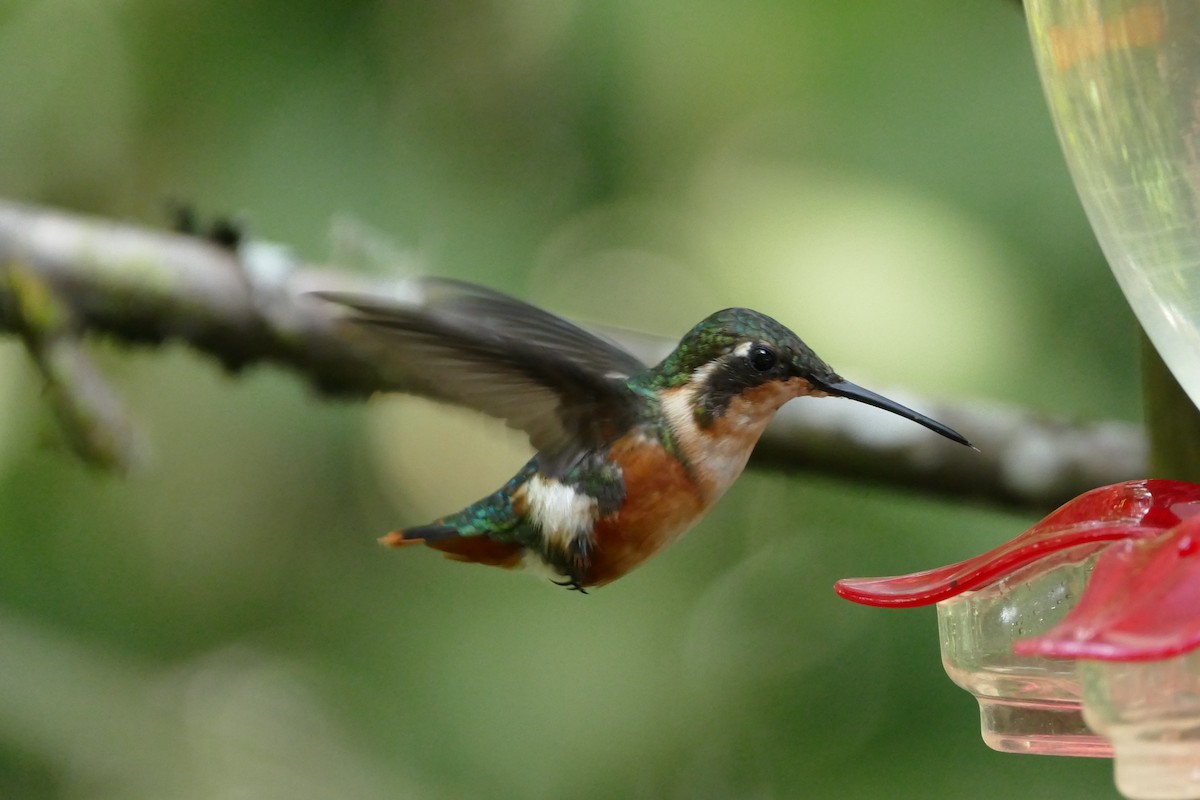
[313,278,647,469]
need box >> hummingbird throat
[660,372,810,502]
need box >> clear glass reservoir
[937,550,1109,756]
[1026,0,1200,408]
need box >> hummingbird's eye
[748,345,778,372]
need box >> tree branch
[0,200,1147,510]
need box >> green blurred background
[0,1,1138,798]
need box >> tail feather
[379,525,459,547]
[381,525,524,568]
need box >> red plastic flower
[836,480,1200,660]
[1013,515,1200,662]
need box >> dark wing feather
[412,279,646,377]
[312,278,647,472]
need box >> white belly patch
[524,474,598,552]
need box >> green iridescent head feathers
[644,308,833,390]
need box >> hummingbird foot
[546,533,592,593]
[552,574,589,594]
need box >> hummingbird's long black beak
[816,378,973,448]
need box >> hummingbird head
[648,308,969,446]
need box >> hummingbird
[316,278,971,592]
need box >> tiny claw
[552,576,589,594]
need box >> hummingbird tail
[381,525,524,568]
[379,525,457,547]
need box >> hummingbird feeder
[838,0,1200,796]
[835,480,1200,800]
